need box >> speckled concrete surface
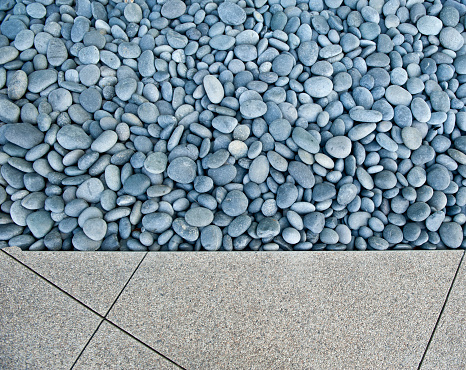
[421,254,466,369]
[0,251,101,369]
[107,251,463,369]
[4,246,145,315]
[74,320,179,369]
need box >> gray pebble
[201,225,222,251]
[142,213,172,233]
[26,211,53,239]
[0,99,20,124]
[161,0,186,19]
[256,217,280,239]
[218,1,246,26]
[204,75,224,104]
[439,222,463,248]
[5,123,44,149]
[304,76,333,98]
[83,218,107,241]
[325,136,352,158]
[57,125,91,150]
[185,207,214,227]
[221,190,248,217]
[8,70,28,100]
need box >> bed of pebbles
[0,0,465,251]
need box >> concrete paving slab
[0,251,101,369]
[4,247,145,315]
[74,320,180,369]
[421,253,466,369]
[107,251,462,369]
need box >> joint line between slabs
[70,318,105,370]
[101,252,186,369]
[417,251,465,370]
[103,251,148,317]
[1,249,105,317]
[1,250,185,369]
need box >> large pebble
[167,157,197,183]
[218,2,246,26]
[204,75,224,104]
[325,136,352,158]
[304,77,333,98]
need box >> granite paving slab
[0,251,101,369]
[74,320,180,369]
[421,253,466,369]
[107,251,463,369]
[4,246,145,315]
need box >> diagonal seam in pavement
[417,250,465,369]
[1,250,185,369]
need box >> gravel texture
[0,0,465,252]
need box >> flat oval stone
[91,131,118,153]
[411,97,431,123]
[374,170,397,189]
[0,224,24,241]
[256,217,280,238]
[201,225,222,251]
[288,161,315,188]
[348,123,377,141]
[292,127,320,154]
[73,230,102,251]
[439,222,463,248]
[337,183,358,205]
[26,211,53,238]
[161,0,186,19]
[185,207,214,227]
[385,85,412,106]
[272,54,294,77]
[47,38,68,66]
[57,125,92,150]
[304,76,333,98]
[303,212,325,234]
[401,127,422,150]
[115,78,138,101]
[123,174,150,196]
[427,165,450,191]
[124,2,142,23]
[48,88,72,112]
[221,190,248,217]
[228,215,252,238]
[240,100,267,119]
[325,136,352,158]
[144,152,168,174]
[76,178,104,203]
[28,69,58,93]
[439,27,464,51]
[142,212,172,233]
[349,109,382,123]
[209,35,235,50]
[0,46,18,64]
[249,155,269,184]
[167,156,197,183]
[297,41,319,66]
[8,70,28,100]
[173,218,199,242]
[218,1,246,26]
[212,116,238,134]
[417,15,443,35]
[203,75,224,104]
[276,183,298,209]
[5,123,44,149]
[83,218,107,241]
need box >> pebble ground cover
[0,0,465,252]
